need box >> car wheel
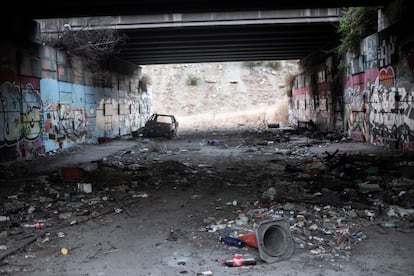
[168,130,176,139]
[143,129,150,138]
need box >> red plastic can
[221,255,257,267]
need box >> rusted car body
[141,113,179,139]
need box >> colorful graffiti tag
[0,79,43,160]
[0,81,22,146]
[345,66,414,150]
[369,84,414,150]
[44,102,88,146]
[344,85,369,142]
[379,66,395,88]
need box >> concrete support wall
[0,41,44,161]
[291,1,414,152]
[344,22,414,151]
[0,39,150,162]
[291,25,413,152]
[290,55,343,132]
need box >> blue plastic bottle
[219,236,246,248]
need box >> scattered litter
[60,248,69,255]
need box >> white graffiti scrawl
[369,83,414,150]
[44,102,88,146]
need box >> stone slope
[142,61,298,131]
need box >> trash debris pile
[0,128,413,274]
[206,198,413,264]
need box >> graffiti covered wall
[41,79,92,152]
[290,55,342,131]
[291,2,414,152]
[39,46,150,153]
[0,41,150,162]
[344,25,414,151]
[0,43,44,161]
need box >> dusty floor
[1,127,413,276]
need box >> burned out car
[140,113,179,139]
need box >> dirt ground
[0,127,413,276]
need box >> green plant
[337,7,379,57]
[243,61,263,68]
[187,74,200,86]
[266,60,281,70]
[338,59,349,72]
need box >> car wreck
[137,113,179,139]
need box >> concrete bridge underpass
[38,9,342,65]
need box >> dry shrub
[284,73,296,97]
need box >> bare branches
[41,24,128,68]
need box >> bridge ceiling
[27,0,390,18]
[115,22,340,65]
[30,0,390,65]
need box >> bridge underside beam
[114,23,339,64]
[29,0,390,18]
